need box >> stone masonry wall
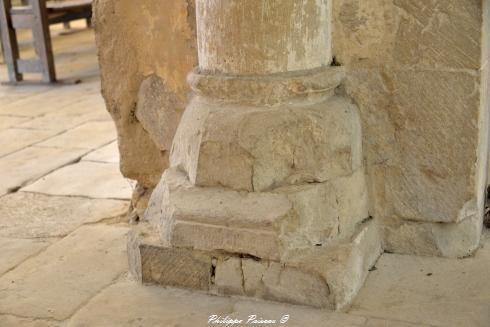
[93,0,197,213]
[333,0,489,256]
[94,0,489,257]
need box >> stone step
[128,219,381,311]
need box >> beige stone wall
[333,0,488,256]
[93,0,197,190]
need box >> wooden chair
[0,0,92,83]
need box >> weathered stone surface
[22,161,133,200]
[0,225,129,320]
[275,169,369,249]
[130,219,380,310]
[285,219,382,311]
[148,167,369,260]
[333,0,482,69]
[253,261,331,308]
[381,213,483,258]
[93,0,197,188]
[171,221,281,261]
[0,238,50,276]
[197,0,331,74]
[0,315,61,327]
[128,225,212,290]
[36,121,117,150]
[66,280,234,327]
[0,146,88,196]
[148,168,292,232]
[214,257,244,295]
[0,128,60,157]
[351,230,490,327]
[171,95,362,192]
[332,1,488,257]
[0,192,128,238]
[82,141,119,163]
[136,75,185,151]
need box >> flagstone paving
[0,20,489,327]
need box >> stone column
[130,0,381,311]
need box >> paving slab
[36,121,116,150]
[82,141,119,163]
[232,300,367,327]
[0,315,61,327]
[0,146,88,196]
[67,279,374,327]
[0,85,97,117]
[350,231,490,327]
[67,280,235,327]
[0,192,128,238]
[0,237,50,275]
[22,161,132,199]
[0,115,31,130]
[364,318,433,327]
[17,98,108,134]
[0,225,129,320]
[0,128,61,157]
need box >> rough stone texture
[128,225,212,291]
[0,192,128,239]
[93,0,197,188]
[129,220,381,311]
[0,225,129,320]
[136,75,185,151]
[147,167,369,261]
[197,0,332,74]
[171,94,362,192]
[22,161,133,200]
[214,257,244,295]
[332,0,489,256]
[94,1,490,261]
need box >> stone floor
[0,22,489,327]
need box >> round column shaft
[196,0,332,75]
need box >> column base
[128,218,381,311]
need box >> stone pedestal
[129,0,381,310]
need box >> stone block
[136,75,185,151]
[171,221,281,261]
[381,213,483,258]
[214,257,244,295]
[171,95,362,192]
[285,219,382,311]
[128,225,212,291]
[129,219,381,310]
[275,168,369,249]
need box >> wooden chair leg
[31,0,55,82]
[0,0,22,82]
